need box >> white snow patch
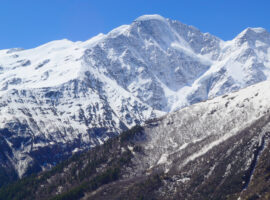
[157,153,169,165]
[135,14,167,22]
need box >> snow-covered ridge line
[1,15,270,111]
[140,79,270,176]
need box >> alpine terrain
[0,14,270,182]
[2,79,270,199]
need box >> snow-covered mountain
[1,14,270,178]
[3,79,270,199]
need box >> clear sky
[1,0,269,49]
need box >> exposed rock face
[1,14,270,178]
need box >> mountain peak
[135,14,167,22]
[235,27,269,43]
[239,27,267,36]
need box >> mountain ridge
[0,14,270,178]
[2,79,270,199]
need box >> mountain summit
[0,14,270,178]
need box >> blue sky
[1,0,269,49]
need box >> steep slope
[1,14,270,179]
[2,80,270,199]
